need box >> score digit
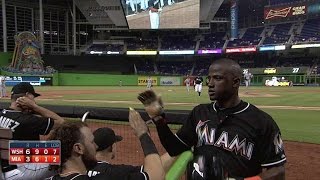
[44,149,49,155]
[25,149,31,155]
[25,156,31,163]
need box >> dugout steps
[0,102,189,124]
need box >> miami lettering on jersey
[196,120,254,160]
[0,116,20,132]
[88,170,100,177]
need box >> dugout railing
[0,102,193,180]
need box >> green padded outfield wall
[0,52,13,67]
[58,73,139,86]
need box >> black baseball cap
[11,82,41,97]
[93,127,123,151]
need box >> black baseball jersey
[46,174,90,180]
[46,173,106,180]
[88,161,148,180]
[0,109,54,140]
[148,0,160,9]
[175,101,286,178]
[195,77,203,85]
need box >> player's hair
[211,58,243,78]
[48,121,88,172]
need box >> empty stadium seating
[135,60,155,74]
[269,0,301,5]
[127,38,158,50]
[263,23,292,45]
[157,61,193,75]
[228,27,264,47]
[193,59,212,76]
[199,32,226,49]
[161,35,196,50]
[294,19,320,43]
[277,57,317,67]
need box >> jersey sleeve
[175,107,198,148]
[148,1,153,8]
[27,115,55,135]
[258,115,286,168]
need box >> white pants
[0,86,6,97]
[140,0,149,10]
[149,10,160,29]
[129,0,136,11]
[147,83,152,89]
[168,0,175,5]
[4,164,55,180]
[195,84,202,92]
[186,83,190,92]
[245,80,250,87]
[160,0,164,6]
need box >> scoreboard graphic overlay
[9,141,61,165]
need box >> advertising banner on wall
[159,50,195,55]
[291,44,320,49]
[4,76,53,86]
[230,0,239,40]
[246,67,308,75]
[198,49,222,54]
[127,51,157,55]
[264,2,320,21]
[226,47,257,53]
[260,45,286,51]
[160,77,181,86]
[138,76,158,86]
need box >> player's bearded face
[80,128,98,170]
[82,145,98,170]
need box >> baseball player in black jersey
[194,76,203,96]
[137,59,286,180]
[47,109,165,180]
[87,127,149,180]
[148,0,162,29]
[46,122,102,180]
[0,82,64,180]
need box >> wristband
[152,113,166,126]
[244,176,262,180]
[139,133,158,156]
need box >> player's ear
[73,143,85,155]
[233,77,240,87]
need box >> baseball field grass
[2,86,320,144]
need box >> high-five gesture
[137,90,164,119]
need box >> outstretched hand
[128,107,149,138]
[137,90,164,118]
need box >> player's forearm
[156,122,190,156]
[139,133,165,180]
[258,166,285,180]
[144,154,165,180]
[32,104,64,125]
[161,153,177,173]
